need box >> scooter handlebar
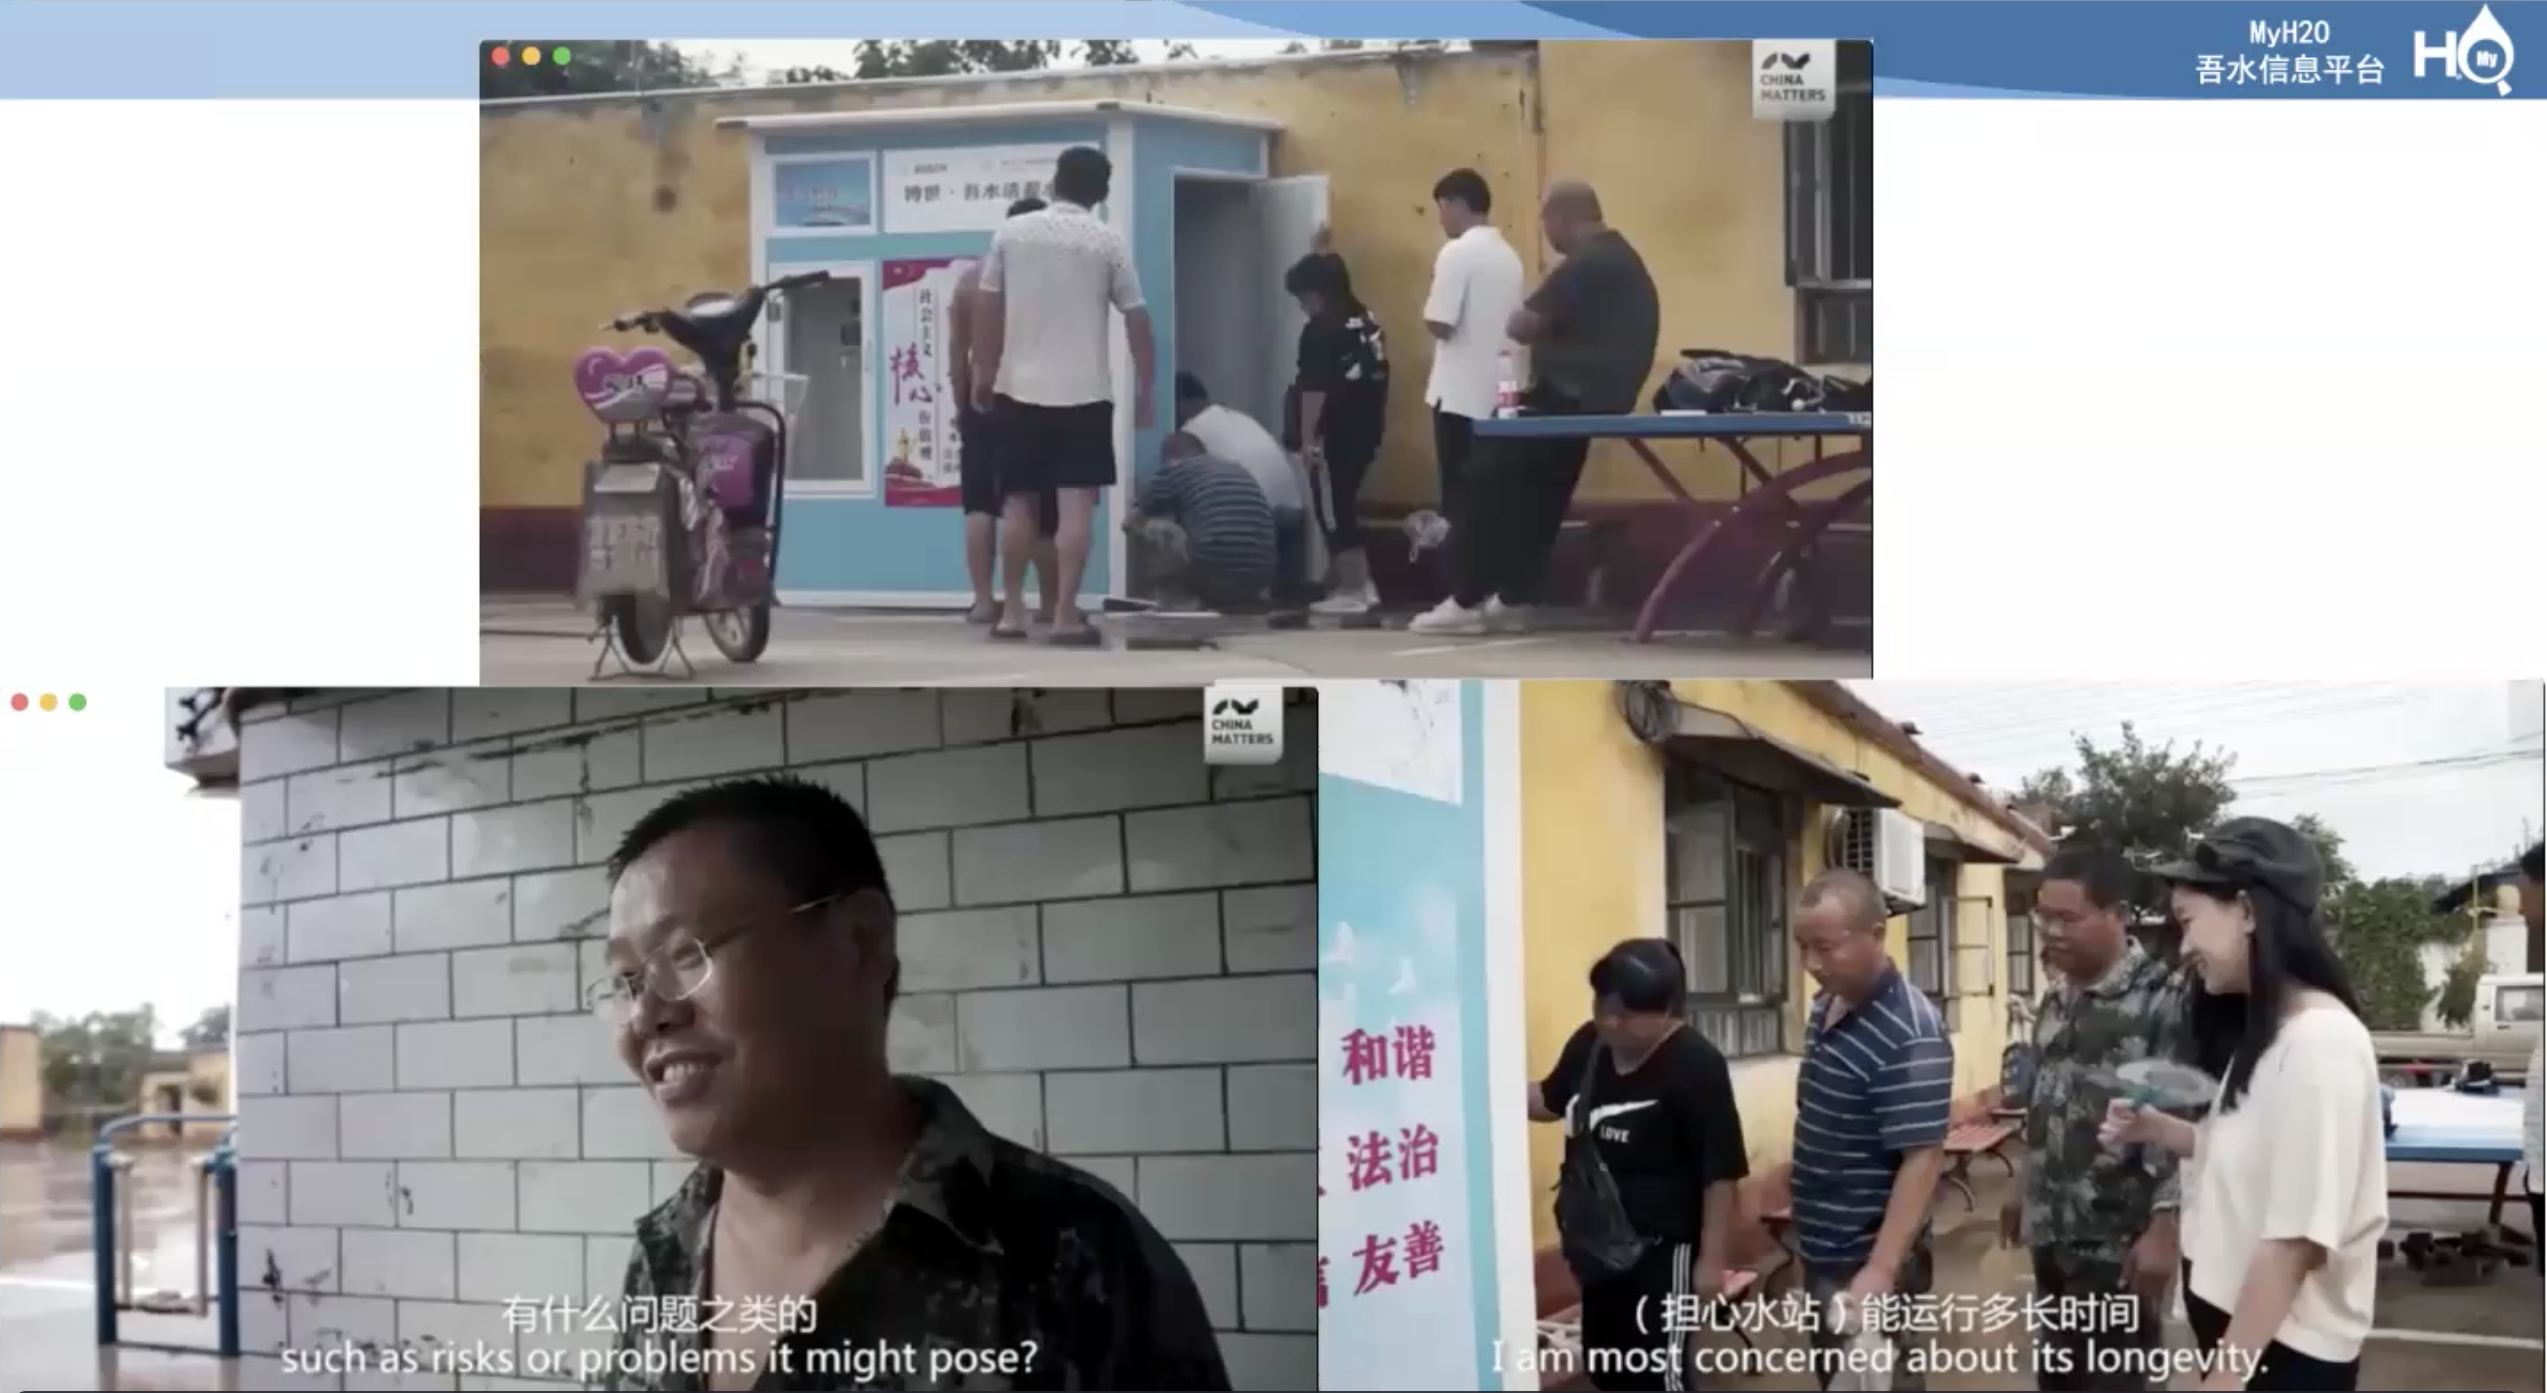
[600,274,823,334]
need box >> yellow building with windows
[1512,681,2051,1250]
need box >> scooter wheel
[704,604,771,663]
[606,594,675,667]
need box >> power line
[1918,691,2440,778]
[1900,684,2429,751]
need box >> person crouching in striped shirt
[1126,433,1277,613]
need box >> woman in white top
[2102,818,2387,1392]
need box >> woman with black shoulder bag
[1527,939,1752,1390]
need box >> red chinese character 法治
[1341,1028,1390,1085]
[1399,1123,1440,1181]
[1346,1129,1393,1191]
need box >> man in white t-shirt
[1419,168,1525,534]
[971,146,1157,647]
[1173,373,1309,596]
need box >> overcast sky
[1851,681,2545,882]
[0,690,237,1039]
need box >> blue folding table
[1471,411,1871,642]
[2385,1088,2525,1231]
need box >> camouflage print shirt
[601,1076,1231,1392]
[2015,944,2195,1255]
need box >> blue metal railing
[90,1112,239,1359]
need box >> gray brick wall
[231,688,1316,1391]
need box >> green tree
[2018,723,2240,892]
[2434,934,2488,1029]
[480,40,728,100]
[181,1004,230,1050]
[34,1007,160,1112]
[2286,812,2359,896]
[2321,878,2456,1031]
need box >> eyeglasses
[584,895,840,1021]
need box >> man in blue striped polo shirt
[1127,432,1277,612]
[1790,867,1954,1391]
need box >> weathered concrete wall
[231,687,1316,1389]
[481,43,1811,560]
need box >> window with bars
[1782,40,1874,366]
[2006,911,2038,1001]
[1904,857,1960,1031]
[1665,763,1790,1059]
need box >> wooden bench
[1940,1119,2019,1210]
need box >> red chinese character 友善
[1317,1256,1330,1308]
[1393,1024,1437,1080]
[1405,1220,1445,1279]
[1352,1233,1400,1295]
[1340,1028,1389,1085]
[1346,1129,1393,1191]
[1399,1123,1440,1181]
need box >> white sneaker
[1309,583,1381,617]
[1484,597,1535,633]
[1408,598,1488,636]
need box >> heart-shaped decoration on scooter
[574,346,678,423]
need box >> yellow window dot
[38,694,57,711]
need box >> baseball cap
[2151,816,2324,913]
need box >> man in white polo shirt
[1174,372,1310,598]
[1420,168,1525,535]
[971,146,1157,646]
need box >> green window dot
[68,693,86,711]
[553,46,572,65]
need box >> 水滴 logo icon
[2414,4,2516,95]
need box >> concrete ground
[1637,1167,2545,1393]
[9,1141,2537,1391]
[1,1141,241,1392]
[479,598,1871,685]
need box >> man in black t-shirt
[1527,939,1749,1391]
[1412,180,1660,637]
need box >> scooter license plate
[582,512,670,599]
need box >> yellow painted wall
[0,1025,39,1137]
[482,43,1831,521]
[1515,682,2034,1251]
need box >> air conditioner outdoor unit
[1830,807,1929,910]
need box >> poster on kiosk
[1319,681,1536,1391]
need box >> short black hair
[1432,167,1492,214]
[1589,939,1686,1015]
[1801,867,1887,929]
[1174,371,1209,404]
[607,774,898,999]
[1282,250,1353,303]
[2041,846,2136,911]
[1052,146,1111,206]
[2523,841,2545,884]
[1006,196,1047,218]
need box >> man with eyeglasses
[587,775,1229,1391]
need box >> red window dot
[8,694,24,711]
[491,46,512,67]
